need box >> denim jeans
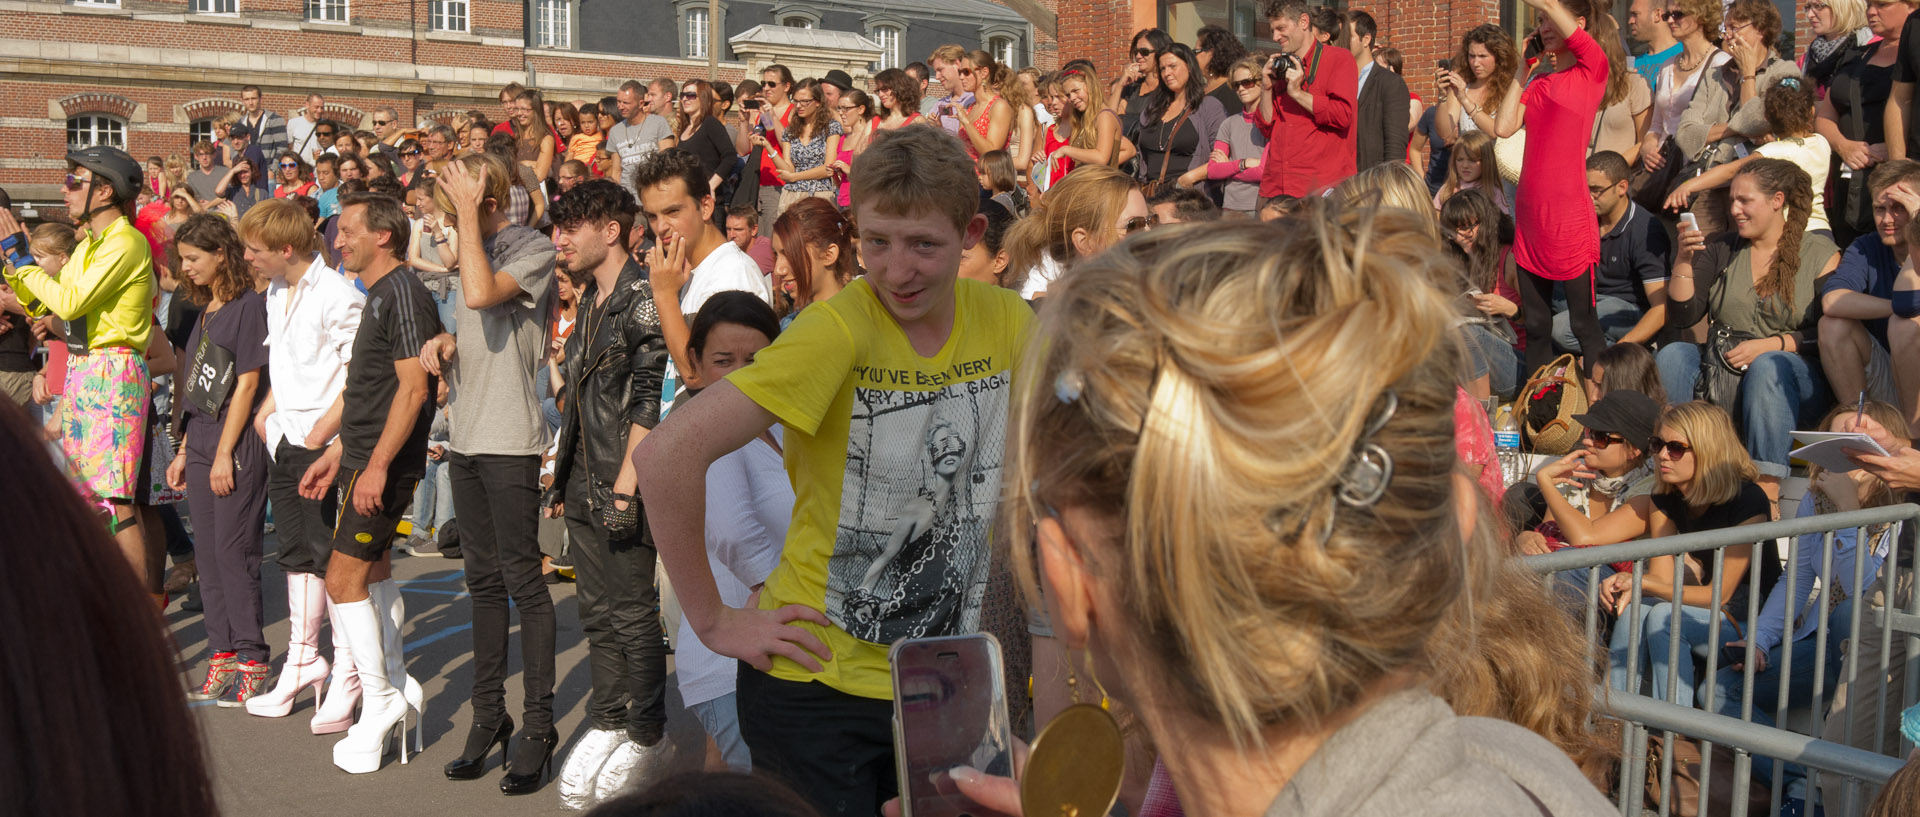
[689,693,752,772]
[1615,601,1740,709]
[1463,324,1524,401]
[1704,597,1854,787]
[409,454,454,537]
[1552,294,1644,356]
[1655,343,1833,478]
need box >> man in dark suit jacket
[1348,11,1410,171]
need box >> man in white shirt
[236,199,366,730]
[633,149,772,412]
[608,80,678,200]
[288,93,328,165]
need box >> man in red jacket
[1253,0,1358,199]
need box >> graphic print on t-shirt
[827,364,1009,643]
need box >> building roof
[838,0,1026,22]
[730,24,884,52]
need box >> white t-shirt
[1018,253,1064,299]
[675,433,792,708]
[287,114,323,164]
[1753,134,1833,235]
[660,239,775,418]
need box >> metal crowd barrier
[1524,505,1920,817]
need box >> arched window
[872,25,901,71]
[67,114,126,150]
[989,36,1017,68]
[781,16,812,28]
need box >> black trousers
[268,440,337,577]
[564,468,666,743]
[737,664,896,817]
[448,452,556,734]
[1519,266,1603,376]
[184,432,271,663]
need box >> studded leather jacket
[545,258,667,502]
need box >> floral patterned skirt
[61,348,150,506]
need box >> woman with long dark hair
[674,79,737,197]
[165,214,273,706]
[770,197,856,318]
[1138,43,1226,193]
[1194,24,1250,115]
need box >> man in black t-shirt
[298,191,442,774]
[1889,13,1920,161]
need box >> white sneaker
[556,728,624,810]
[591,738,677,803]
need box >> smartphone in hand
[890,634,1013,817]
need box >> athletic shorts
[330,468,419,562]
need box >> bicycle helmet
[66,145,144,203]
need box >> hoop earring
[1022,647,1125,817]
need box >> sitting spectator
[1434,130,1506,212]
[1335,161,1443,242]
[1668,77,1832,238]
[1002,164,1149,299]
[1515,390,1663,612]
[1671,0,1801,235]
[1706,400,1911,794]
[957,199,1015,287]
[1145,186,1219,225]
[1439,189,1524,401]
[1601,400,1776,709]
[1565,151,1670,354]
[1820,160,1919,410]
[1584,340,1668,405]
[1657,158,1839,501]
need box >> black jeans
[1519,266,1603,376]
[449,452,556,735]
[268,440,337,577]
[737,664,896,817]
[564,467,666,744]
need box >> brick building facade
[0,0,1053,208]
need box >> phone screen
[890,634,1013,817]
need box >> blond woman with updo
[956,210,1617,816]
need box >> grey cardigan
[1261,689,1617,817]
[1135,94,1228,179]
[1674,56,1802,159]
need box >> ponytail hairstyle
[1762,75,1816,140]
[1003,164,1138,291]
[1006,205,1600,764]
[969,49,1014,103]
[1733,157,1812,316]
[771,196,858,308]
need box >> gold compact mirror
[1020,702,1125,817]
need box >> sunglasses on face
[1233,78,1262,90]
[280,162,300,169]
[63,173,88,191]
[1134,47,1156,57]
[317,131,335,138]
[1807,1,1830,10]
[1584,430,1628,448]
[1120,216,1150,235]
[682,91,700,99]
[1649,437,1693,459]
[374,119,392,125]
[958,68,975,76]
[401,150,421,157]
[1661,10,1689,20]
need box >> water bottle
[1492,403,1523,487]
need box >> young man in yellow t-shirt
[637,125,1032,815]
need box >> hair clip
[1055,370,1085,403]
[1778,76,1802,89]
[1334,390,1398,509]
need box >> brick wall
[1058,0,1137,80]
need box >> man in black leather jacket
[540,180,676,806]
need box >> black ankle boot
[499,730,558,795]
[444,717,513,780]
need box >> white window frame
[305,0,347,23]
[686,7,709,59]
[71,0,121,7]
[872,24,901,71]
[189,119,219,149]
[67,114,127,150]
[190,0,237,13]
[990,36,1016,68]
[534,0,571,48]
[430,0,468,32]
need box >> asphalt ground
[167,535,710,817]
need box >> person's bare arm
[634,380,832,671]
[1890,82,1913,161]
[1619,279,1668,345]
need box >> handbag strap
[1153,105,1194,183]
